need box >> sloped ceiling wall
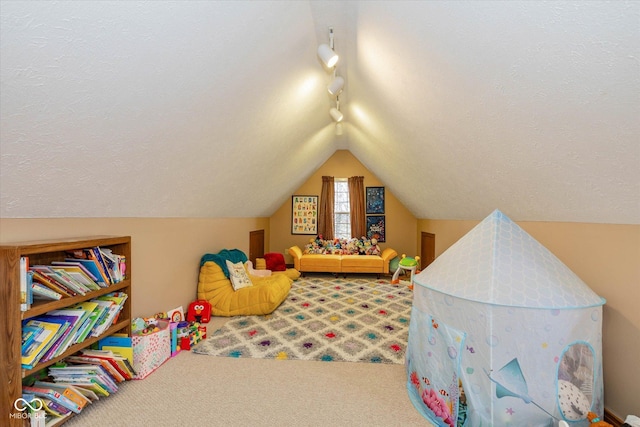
[1,1,638,223]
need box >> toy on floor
[187,299,212,323]
[391,254,420,289]
[588,412,613,427]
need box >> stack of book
[21,347,134,425]
[65,246,126,286]
[21,292,129,369]
[22,346,135,426]
[20,246,127,311]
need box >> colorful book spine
[89,247,113,285]
[31,270,74,297]
[22,385,82,414]
[20,256,29,311]
[32,282,63,300]
[21,320,61,369]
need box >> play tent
[406,210,605,427]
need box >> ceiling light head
[327,76,344,96]
[329,107,344,122]
[317,44,338,68]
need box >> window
[334,179,351,239]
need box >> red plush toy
[187,300,211,323]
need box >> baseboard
[604,408,624,427]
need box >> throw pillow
[225,260,252,291]
[264,252,286,272]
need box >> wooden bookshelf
[0,236,132,427]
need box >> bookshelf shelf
[0,236,132,427]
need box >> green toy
[391,254,420,287]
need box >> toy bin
[132,319,171,379]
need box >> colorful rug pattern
[192,275,412,364]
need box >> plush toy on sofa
[366,238,381,256]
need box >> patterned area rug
[192,275,413,364]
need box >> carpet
[192,275,413,364]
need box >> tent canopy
[413,209,605,309]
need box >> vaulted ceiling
[1,1,638,223]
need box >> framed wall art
[366,215,386,242]
[366,186,385,214]
[291,195,318,235]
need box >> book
[40,396,72,417]
[30,266,79,296]
[98,334,134,366]
[51,377,110,398]
[49,269,90,295]
[90,247,113,285]
[22,324,44,356]
[95,292,128,325]
[32,282,63,301]
[22,385,82,414]
[50,265,100,291]
[72,301,101,343]
[27,271,34,308]
[99,247,124,283]
[65,353,126,383]
[80,348,133,381]
[52,260,99,281]
[45,309,90,352]
[48,364,118,394]
[20,256,29,311]
[89,299,118,337]
[30,315,72,362]
[68,248,111,286]
[21,320,62,369]
[34,381,91,410]
[31,270,74,297]
[52,383,99,402]
[62,258,108,287]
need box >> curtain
[348,176,366,238]
[318,176,334,240]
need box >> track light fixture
[329,107,344,122]
[327,76,344,96]
[319,27,345,128]
[317,43,338,68]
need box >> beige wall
[271,150,417,263]
[418,219,640,420]
[0,217,269,318]
[2,178,636,418]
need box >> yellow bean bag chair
[197,258,292,317]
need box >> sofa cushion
[264,252,287,271]
[300,254,342,272]
[340,254,383,270]
[255,258,267,270]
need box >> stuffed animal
[587,412,612,427]
[366,238,381,256]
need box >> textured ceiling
[1,1,638,223]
